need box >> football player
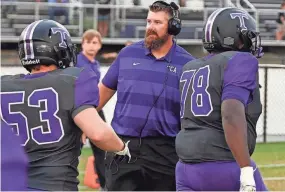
[0,20,130,191]
[176,7,267,191]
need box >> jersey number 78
[180,65,213,118]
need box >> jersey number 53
[1,88,64,146]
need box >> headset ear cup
[168,18,181,36]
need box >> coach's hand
[240,167,256,192]
[115,140,131,162]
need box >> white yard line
[263,177,285,181]
[258,164,285,168]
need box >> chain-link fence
[257,64,285,143]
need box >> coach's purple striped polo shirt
[102,40,195,137]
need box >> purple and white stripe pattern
[204,7,231,43]
[23,20,43,60]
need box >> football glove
[240,166,256,192]
[115,140,131,162]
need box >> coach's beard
[145,30,168,50]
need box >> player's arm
[73,108,124,152]
[222,99,250,166]
[96,53,120,111]
[71,68,128,154]
[221,53,258,190]
[221,53,258,167]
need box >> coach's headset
[152,1,182,36]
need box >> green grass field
[78,142,285,191]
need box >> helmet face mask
[18,20,76,72]
[202,7,263,58]
[240,30,263,58]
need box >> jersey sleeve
[102,55,119,90]
[71,67,99,118]
[222,52,258,106]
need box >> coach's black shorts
[105,135,178,191]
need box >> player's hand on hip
[114,140,131,162]
[240,166,256,192]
